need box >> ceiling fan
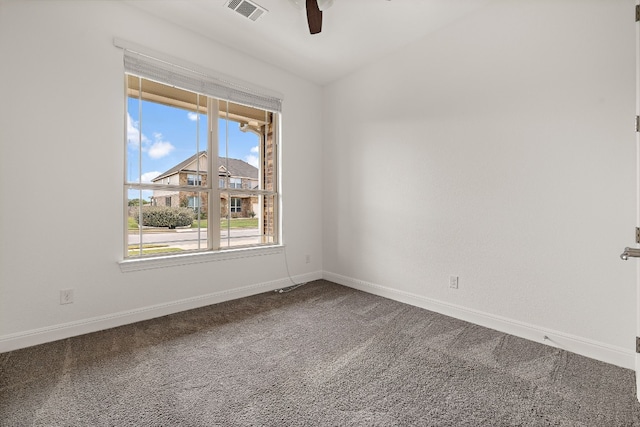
[289,0,334,34]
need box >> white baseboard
[323,271,634,370]
[3,270,633,370]
[0,271,323,353]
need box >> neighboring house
[150,152,259,218]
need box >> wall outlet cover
[449,276,459,289]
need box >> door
[636,0,640,401]
[621,0,640,401]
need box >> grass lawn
[127,244,183,256]
[128,216,138,230]
[192,219,208,228]
[220,218,259,229]
[192,218,258,229]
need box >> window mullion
[196,94,201,250]
[209,98,220,251]
[136,77,143,257]
[272,115,279,244]
[123,75,131,259]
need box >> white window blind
[122,49,282,113]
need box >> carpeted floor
[2,280,640,426]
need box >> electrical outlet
[449,276,459,289]
[60,289,74,305]
[305,254,311,264]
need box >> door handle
[620,247,640,260]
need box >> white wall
[0,0,323,350]
[323,0,637,368]
[1,0,636,370]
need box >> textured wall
[322,0,637,365]
[0,0,323,348]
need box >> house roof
[218,157,259,180]
[152,152,258,182]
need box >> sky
[127,98,260,199]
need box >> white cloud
[140,171,161,183]
[127,116,174,159]
[148,141,175,159]
[245,155,259,168]
[187,112,198,121]
[245,146,260,166]
[147,132,175,159]
[243,147,260,167]
[127,114,150,147]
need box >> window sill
[119,245,284,273]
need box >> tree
[128,198,150,207]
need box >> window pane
[126,76,208,188]
[263,119,276,192]
[126,88,142,184]
[261,194,277,245]
[126,76,211,258]
[219,193,260,248]
[218,100,261,192]
[127,192,208,256]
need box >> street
[128,228,263,250]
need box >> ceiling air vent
[226,0,267,22]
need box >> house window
[187,174,202,186]
[124,50,280,259]
[187,196,200,209]
[229,178,242,189]
[230,197,241,213]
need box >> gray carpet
[2,280,640,426]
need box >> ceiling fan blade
[306,0,322,34]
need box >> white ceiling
[124,0,494,85]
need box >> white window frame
[187,174,203,186]
[229,177,242,189]
[187,196,201,209]
[117,40,283,272]
[230,197,242,213]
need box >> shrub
[189,206,207,220]
[135,206,195,229]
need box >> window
[229,178,242,189]
[230,197,241,213]
[124,49,280,259]
[187,174,202,186]
[187,196,201,209]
